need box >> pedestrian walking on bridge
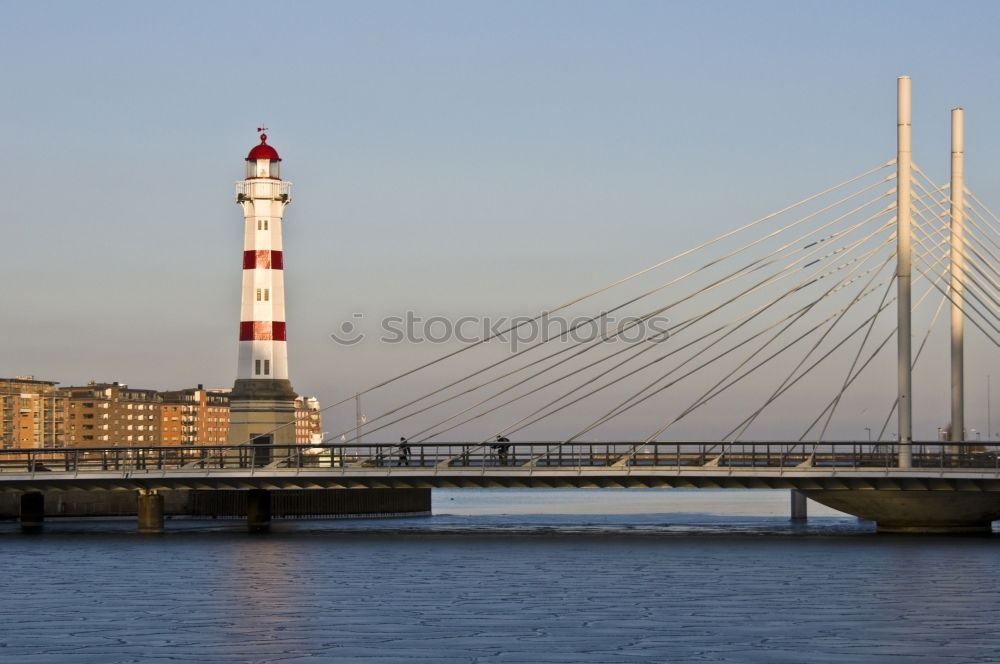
[398,437,410,466]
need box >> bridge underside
[2,469,1000,496]
[805,490,1000,533]
[4,470,1000,533]
[4,469,1000,493]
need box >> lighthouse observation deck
[236,179,291,202]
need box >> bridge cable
[809,277,905,442]
[910,253,1000,340]
[612,236,898,448]
[911,204,1000,312]
[321,185,897,444]
[804,287,948,444]
[910,209,1000,328]
[319,161,898,408]
[963,188,1000,240]
[911,171,1000,288]
[477,217,897,443]
[725,234,953,444]
[651,250,897,447]
[418,226,898,447]
[909,176,1000,318]
[910,188,999,294]
[514,224,897,454]
[874,278,953,443]
[963,211,1000,257]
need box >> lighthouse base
[806,490,1000,534]
[230,378,297,401]
[229,379,299,447]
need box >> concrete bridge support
[790,490,808,521]
[246,489,271,533]
[20,492,44,532]
[137,490,165,534]
[806,490,1000,533]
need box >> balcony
[235,180,291,203]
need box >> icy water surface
[1,489,999,663]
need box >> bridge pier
[806,490,1000,534]
[137,490,165,534]
[790,490,808,521]
[20,492,44,532]
[246,489,271,533]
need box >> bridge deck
[2,442,998,492]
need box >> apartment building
[295,396,323,445]
[159,386,230,446]
[0,376,68,448]
[60,382,161,446]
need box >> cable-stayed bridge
[4,78,999,533]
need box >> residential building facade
[159,386,230,446]
[294,396,323,445]
[60,382,161,447]
[0,376,68,448]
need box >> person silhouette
[398,437,410,466]
[492,435,511,465]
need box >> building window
[255,359,261,375]
[263,288,269,301]
[257,219,269,230]
[256,288,262,301]
[264,360,270,375]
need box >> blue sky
[3,1,998,440]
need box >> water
[1,489,998,663]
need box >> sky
[3,0,999,442]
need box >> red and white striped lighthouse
[228,130,298,446]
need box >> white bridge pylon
[267,78,999,468]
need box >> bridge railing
[0,441,998,473]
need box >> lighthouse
[228,130,298,447]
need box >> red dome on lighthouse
[246,132,281,161]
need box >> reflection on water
[0,489,997,663]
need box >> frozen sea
[1,488,999,663]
